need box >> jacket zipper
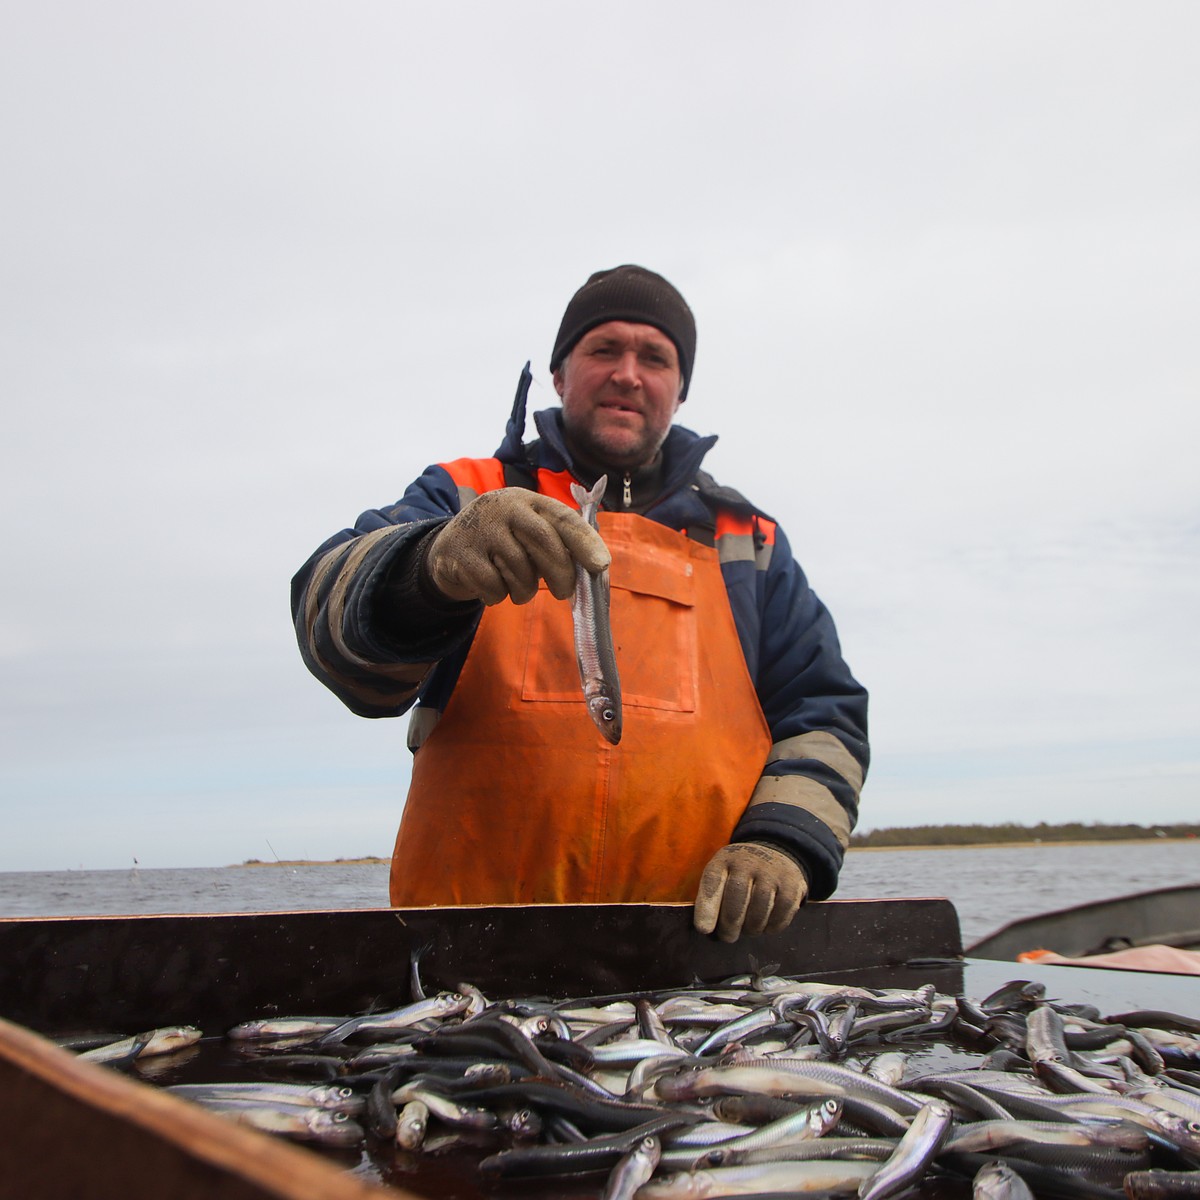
[623,471,632,508]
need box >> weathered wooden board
[0,1016,401,1200]
[0,899,963,1034]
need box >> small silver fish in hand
[569,475,622,745]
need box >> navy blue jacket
[292,368,868,898]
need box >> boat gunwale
[966,882,1200,961]
[0,1014,403,1200]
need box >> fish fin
[570,475,608,511]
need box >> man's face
[554,321,684,469]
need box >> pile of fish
[75,970,1200,1200]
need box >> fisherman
[292,265,868,942]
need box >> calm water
[1,841,1197,946]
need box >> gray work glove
[425,488,610,606]
[693,842,809,943]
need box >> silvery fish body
[79,1025,202,1063]
[972,1161,1035,1200]
[195,1098,365,1146]
[1124,1171,1200,1200]
[605,1135,662,1200]
[637,1159,879,1199]
[167,1082,363,1114]
[395,1099,429,1149]
[570,474,622,744]
[857,1100,954,1200]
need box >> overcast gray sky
[2,2,1196,872]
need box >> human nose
[611,350,641,388]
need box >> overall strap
[690,469,775,558]
[502,459,538,491]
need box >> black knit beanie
[550,265,696,399]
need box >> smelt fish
[695,1098,845,1167]
[396,1099,430,1150]
[78,1025,202,1063]
[655,1063,847,1103]
[167,1082,363,1114]
[98,969,1200,1198]
[605,1135,662,1200]
[1124,1171,1200,1200]
[635,1158,879,1199]
[570,475,622,744]
[226,1016,347,1041]
[207,1099,365,1146]
[973,1161,1035,1200]
[857,1099,954,1200]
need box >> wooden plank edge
[0,1017,407,1200]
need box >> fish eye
[603,709,615,721]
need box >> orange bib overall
[389,512,772,907]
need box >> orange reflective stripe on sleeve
[714,510,776,569]
[439,457,506,505]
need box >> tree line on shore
[238,822,1198,864]
[850,821,1200,848]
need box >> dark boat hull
[966,882,1200,962]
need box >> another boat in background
[966,882,1200,973]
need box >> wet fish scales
[570,474,622,744]
[64,967,1200,1200]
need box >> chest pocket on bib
[521,541,698,714]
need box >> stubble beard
[562,412,662,471]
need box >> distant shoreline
[231,838,1196,867]
[850,837,1196,852]
[234,857,389,867]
